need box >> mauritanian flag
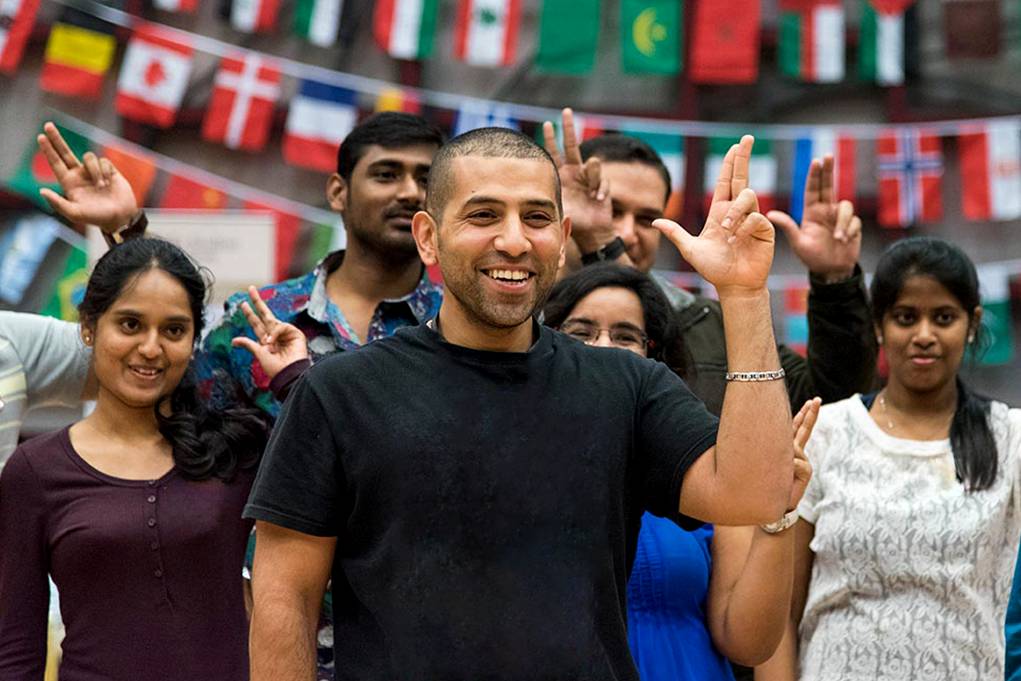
[231,0,281,33]
[876,129,942,228]
[40,20,117,98]
[293,0,343,46]
[202,53,281,152]
[115,26,194,128]
[153,0,197,13]
[535,0,601,74]
[283,79,358,172]
[374,0,439,60]
[620,0,681,75]
[454,0,521,67]
[790,129,856,222]
[0,0,40,74]
[959,120,1021,222]
[703,137,777,213]
[778,0,844,83]
[859,0,915,85]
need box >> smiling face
[329,143,437,259]
[415,155,570,332]
[85,268,195,411]
[878,274,981,396]
[600,161,668,273]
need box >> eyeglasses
[559,320,650,351]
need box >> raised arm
[768,156,877,404]
[656,136,794,525]
[706,398,818,666]
[249,521,335,681]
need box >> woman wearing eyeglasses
[542,263,818,681]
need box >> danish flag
[876,129,942,228]
[201,53,281,152]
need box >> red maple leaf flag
[876,129,943,228]
[202,53,281,152]
[116,25,194,128]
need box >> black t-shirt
[244,322,719,681]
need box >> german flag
[40,12,117,99]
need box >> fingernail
[722,218,732,229]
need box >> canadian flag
[876,129,942,228]
[202,53,281,152]
[959,120,1021,222]
[116,26,193,128]
[153,0,197,13]
[453,0,520,67]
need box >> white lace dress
[797,395,1021,681]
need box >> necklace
[877,390,954,436]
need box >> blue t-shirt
[627,513,735,681]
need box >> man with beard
[245,128,797,681]
[195,112,445,415]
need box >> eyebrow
[367,159,430,172]
[463,196,557,212]
[113,309,193,324]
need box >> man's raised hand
[541,108,614,255]
[767,155,861,283]
[36,122,139,234]
[654,136,774,296]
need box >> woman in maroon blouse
[0,238,267,681]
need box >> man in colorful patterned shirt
[194,112,445,417]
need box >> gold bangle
[725,368,786,382]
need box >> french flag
[282,79,358,172]
[789,129,855,222]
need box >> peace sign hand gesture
[767,155,861,282]
[541,108,614,254]
[231,286,309,381]
[36,122,139,234]
[654,135,774,297]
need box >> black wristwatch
[580,236,627,265]
[102,210,149,248]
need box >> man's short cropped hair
[425,127,563,220]
[336,112,446,180]
[579,134,673,203]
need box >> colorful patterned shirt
[195,250,443,417]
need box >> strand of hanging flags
[4,0,1002,83]
[6,0,1021,233]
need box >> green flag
[536,0,602,75]
[6,124,92,212]
[40,245,89,321]
[621,0,681,75]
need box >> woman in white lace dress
[758,236,1021,681]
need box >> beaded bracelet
[724,368,786,382]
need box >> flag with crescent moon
[620,0,681,75]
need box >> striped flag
[704,137,777,213]
[453,100,518,136]
[790,129,855,222]
[454,0,520,67]
[153,0,197,13]
[115,26,194,128]
[0,0,40,74]
[231,0,281,33]
[40,19,117,98]
[293,0,343,46]
[374,0,440,60]
[859,0,915,85]
[876,129,942,228]
[778,0,844,82]
[374,87,421,113]
[283,80,358,172]
[959,120,1021,222]
[202,53,281,152]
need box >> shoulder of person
[1,430,67,483]
[0,311,80,348]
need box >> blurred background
[2,0,1020,401]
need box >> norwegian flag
[202,53,281,152]
[876,129,943,228]
[115,26,193,128]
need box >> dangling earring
[967,333,975,344]
[83,333,92,345]
[876,334,884,345]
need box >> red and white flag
[282,79,358,172]
[202,53,280,152]
[453,0,520,67]
[959,120,1021,222]
[0,0,40,74]
[231,0,280,33]
[876,129,942,228]
[153,0,197,13]
[116,26,193,128]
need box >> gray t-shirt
[0,312,90,466]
